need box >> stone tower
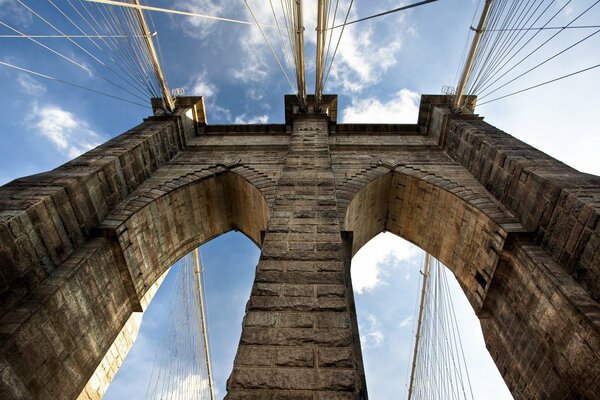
[0,95,598,399]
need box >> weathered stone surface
[228,367,355,391]
[318,348,355,368]
[0,95,598,400]
[275,348,314,367]
[234,346,273,367]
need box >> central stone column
[226,114,366,399]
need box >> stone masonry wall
[420,97,600,301]
[0,96,598,400]
[226,115,366,399]
[481,239,600,398]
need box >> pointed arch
[0,168,270,400]
[343,166,524,310]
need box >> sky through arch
[351,232,513,399]
[103,231,514,399]
[104,231,260,399]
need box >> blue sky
[1,0,599,399]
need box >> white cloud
[234,114,268,124]
[342,89,420,123]
[189,71,217,97]
[351,232,419,294]
[173,0,284,86]
[208,104,233,123]
[245,87,266,101]
[318,0,405,93]
[29,106,102,158]
[230,51,270,84]
[327,27,402,93]
[399,316,413,328]
[0,0,33,26]
[229,0,276,86]
[359,315,384,349]
[17,74,46,96]
[175,0,225,39]
[170,0,406,101]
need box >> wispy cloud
[351,232,419,294]
[189,70,217,97]
[359,315,384,349]
[174,0,225,39]
[29,105,102,158]
[161,374,211,398]
[17,74,46,96]
[327,27,402,93]
[342,89,420,123]
[230,0,279,86]
[316,1,405,93]
[234,114,268,124]
[0,0,33,27]
[399,315,413,328]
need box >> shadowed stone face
[0,95,598,399]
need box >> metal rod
[130,0,174,111]
[292,0,306,110]
[453,0,494,111]
[407,252,431,400]
[87,0,255,25]
[193,248,215,400]
[315,0,328,109]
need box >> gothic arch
[0,169,269,400]
[102,169,270,302]
[342,168,600,397]
[343,166,523,310]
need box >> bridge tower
[0,93,599,399]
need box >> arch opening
[111,170,270,305]
[103,231,260,399]
[350,232,513,399]
[77,170,269,400]
[344,171,509,311]
[343,169,519,398]
[343,168,600,399]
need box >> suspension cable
[407,254,475,400]
[144,251,213,400]
[87,0,256,25]
[478,62,600,105]
[323,0,354,86]
[0,20,150,104]
[243,0,295,91]
[328,0,441,29]
[0,60,148,107]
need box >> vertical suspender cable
[193,249,215,400]
[407,253,431,400]
[453,0,494,111]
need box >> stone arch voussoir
[342,162,526,311]
[98,166,271,303]
[341,158,600,399]
[0,166,270,400]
